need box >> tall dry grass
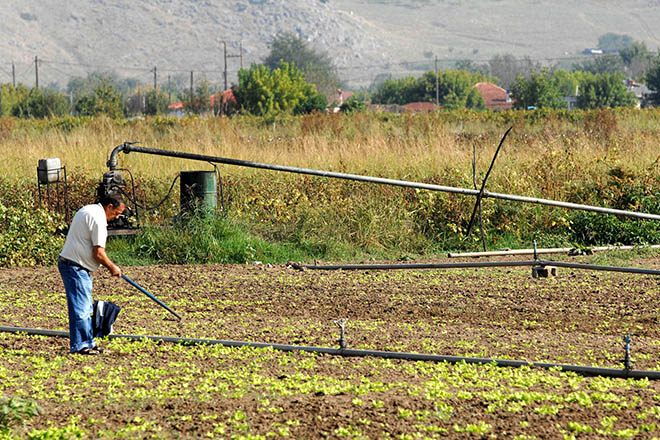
[2,108,660,253]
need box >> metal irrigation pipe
[293,259,660,277]
[448,245,660,259]
[1,325,657,379]
[107,143,660,221]
[292,260,539,271]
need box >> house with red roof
[474,82,514,111]
[168,89,237,116]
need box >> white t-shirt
[60,204,108,272]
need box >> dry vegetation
[3,108,660,256]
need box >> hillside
[1,0,660,90]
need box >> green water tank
[180,171,217,215]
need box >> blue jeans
[58,260,95,353]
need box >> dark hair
[100,194,124,208]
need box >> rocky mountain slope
[1,0,659,89]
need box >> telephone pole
[34,56,39,89]
[153,67,157,89]
[222,41,228,91]
[221,41,242,90]
[190,71,194,109]
[435,56,439,106]
[12,62,16,87]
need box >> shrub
[0,199,65,267]
[125,212,311,265]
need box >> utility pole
[34,55,39,89]
[435,56,439,106]
[221,41,243,89]
[12,62,16,87]
[153,67,157,89]
[222,41,228,90]
[167,75,171,104]
[190,71,194,110]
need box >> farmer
[58,195,125,355]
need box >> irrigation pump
[97,169,140,235]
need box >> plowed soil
[2,255,660,438]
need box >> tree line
[1,32,659,119]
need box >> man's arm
[92,246,121,277]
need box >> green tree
[0,84,31,116]
[465,87,486,110]
[340,96,367,113]
[72,76,124,118]
[576,72,638,109]
[619,41,654,79]
[371,70,486,109]
[488,54,540,89]
[553,69,580,96]
[455,59,489,76]
[646,56,660,105]
[11,87,70,118]
[144,88,171,115]
[263,32,340,101]
[598,33,634,52]
[572,54,623,75]
[510,69,567,109]
[370,76,420,104]
[233,62,325,117]
[181,78,212,115]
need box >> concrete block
[532,265,557,278]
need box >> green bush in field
[568,211,660,245]
[0,199,65,267]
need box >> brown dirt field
[2,256,660,438]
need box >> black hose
[1,326,657,379]
[119,174,180,212]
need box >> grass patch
[108,213,346,265]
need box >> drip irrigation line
[1,326,657,379]
[107,143,660,221]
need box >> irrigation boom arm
[108,142,660,221]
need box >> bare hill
[1,0,660,90]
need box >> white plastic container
[37,158,62,184]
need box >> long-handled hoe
[122,274,182,321]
